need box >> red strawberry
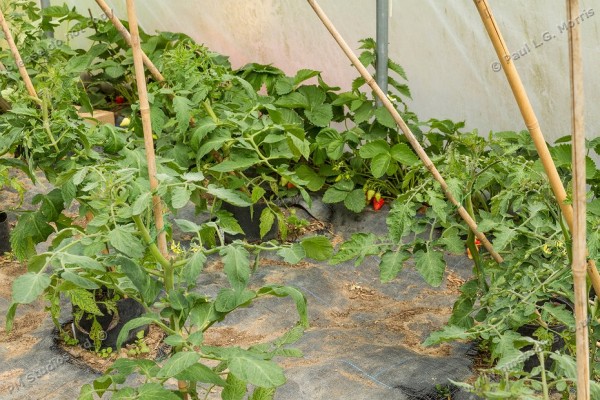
[372,197,385,211]
[115,95,125,104]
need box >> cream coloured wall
[53,1,600,142]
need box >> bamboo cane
[125,0,167,256]
[473,0,600,298]
[0,7,38,98]
[95,0,165,83]
[568,1,590,397]
[123,1,191,395]
[306,0,503,264]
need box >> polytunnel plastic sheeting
[53,0,600,143]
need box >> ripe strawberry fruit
[372,197,384,211]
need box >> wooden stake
[125,0,168,258]
[306,0,503,264]
[473,0,600,298]
[126,1,187,396]
[95,0,165,83]
[568,0,590,397]
[0,7,38,98]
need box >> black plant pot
[517,297,572,373]
[221,202,278,243]
[0,211,11,254]
[73,297,147,350]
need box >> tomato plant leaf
[330,233,379,266]
[414,247,446,287]
[156,352,201,379]
[300,236,333,261]
[277,244,306,265]
[207,185,252,207]
[12,272,51,304]
[228,356,286,388]
[215,288,256,312]
[380,249,410,282]
[222,246,251,290]
[259,208,275,239]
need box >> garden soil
[0,182,482,399]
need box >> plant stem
[466,193,488,292]
[41,94,61,153]
[133,215,172,270]
[537,351,550,400]
[203,100,219,124]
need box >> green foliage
[1,5,336,399]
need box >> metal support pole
[40,0,54,38]
[376,0,389,105]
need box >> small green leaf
[117,314,161,348]
[215,288,256,312]
[222,373,247,400]
[344,189,366,213]
[259,208,275,239]
[294,69,321,85]
[277,243,306,264]
[295,165,326,191]
[374,107,396,129]
[330,233,379,266]
[257,286,308,327]
[222,246,251,290]
[171,186,191,209]
[136,383,181,399]
[156,352,201,378]
[322,180,353,204]
[390,143,419,166]
[176,363,226,386]
[492,226,516,252]
[217,211,245,235]
[61,271,99,290]
[108,227,145,259]
[12,272,51,304]
[132,192,152,215]
[5,303,17,331]
[300,236,333,261]
[251,186,266,203]
[173,96,192,134]
[228,356,286,388]
[370,153,392,178]
[250,387,276,400]
[174,219,201,234]
[182,252,207,286]
[207,185,252,207]
[414,248,446,287]
[305,103,333,127]
[359,140,390,159]
[380,249,410,282]
[424,325,471,346]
